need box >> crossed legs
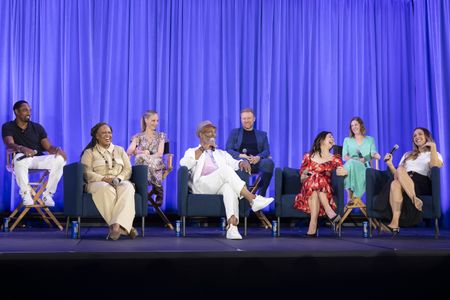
[387,168,422,229]
[307,191,338,235]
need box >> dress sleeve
[342,138,349,159]
[131,133,140,145]
[369,136,378,156]
[160,132,167,144]
[333,155,343,168]
[437,152,444,164]
[299,154,310,175]
[399,153,408,166]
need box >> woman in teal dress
[342,117,381,203]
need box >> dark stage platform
[1,226,449,298]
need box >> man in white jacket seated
[180,120,274,240]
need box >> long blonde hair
[401,127,434,165]
[140,110,158,132]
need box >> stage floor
[1,226,449,297]
[1,226,449,255]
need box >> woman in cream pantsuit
[81,122,137,240]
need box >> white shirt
[399,151,443,177]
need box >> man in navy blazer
[226,108,274,196]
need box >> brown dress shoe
[129,228,138,239]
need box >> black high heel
[305,229,319,238]
[384,224,400,238]
[328,214,341,232]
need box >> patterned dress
[293,153,343,216]
[132,131,167,188]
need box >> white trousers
[13,154,66,196]
[194,165,246,222]
[86,181,136,232]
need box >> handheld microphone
[356,149,369,168]
[356,149,364,159]
[17,150,37,161]
[384,144,399,162]
[208,138,217,150]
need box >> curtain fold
[1,0,449,227]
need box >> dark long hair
[309,131,332,158]
[401,127,434,164]
[81,122,113,156]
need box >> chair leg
[277,217,281,237]
[244,217,247,237]
[182,216,186,237]
[142,216,145,237]
[77,217,81,239]
[149,198,174,230]
[435,218,440,239]
[369,218,373,238]
[10,207,30,231]
[66,216,70,238]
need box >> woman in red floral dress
[294,131,347,236]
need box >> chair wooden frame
[336,158,388,236]
[248,174,272,229]
[146,142,174,230]
[4,150,63,232]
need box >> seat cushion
[278,194,309,218]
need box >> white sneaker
[42,193,55,207]
[22,192,34,206]
[251,195,274,212]
[226,224,243,240]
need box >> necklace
[96,146,116,169]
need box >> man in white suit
[180,120,274,240]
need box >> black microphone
[356,149,364,159]
[384,144,399,162]
[17,150,37,161]
[356,149,369,168]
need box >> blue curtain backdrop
[1,0,449,227]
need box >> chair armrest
[366,168,392,212]
[431,167,441,218]
[63,162,84,216]
[177,166,189,216]
[369,158,380,170]
[162,154,174,180]
[131,165,148,212]
[275,168,283,216]
[166,154,174,171]
[331,170,345,214]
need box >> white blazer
[179,145,242,192]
